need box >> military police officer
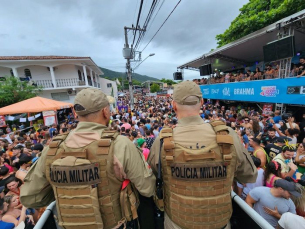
[20,88,155,229]
[148,81,257,229]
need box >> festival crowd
[1,94,305,228]
[197,57,305,85]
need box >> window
[78,70,82,81]
[10,69,14,77]
[51,92,69,101]
[24,69,32,78]
[107,83,112,88]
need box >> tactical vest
[45,130,136,229]
[160,121,237,229]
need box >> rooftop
[0,56,91,61]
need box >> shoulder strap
[97,130,120,155]
[159,128,174,164]
[209,121,233,163]
[47,133,69,156]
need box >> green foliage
[160,78,177,85]
[216,0,305,47]
[132,79,141,85]
[150,83,161,93]
[0,77,42,107]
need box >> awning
[0,97,73,115]
[178,10,305,72]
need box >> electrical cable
[137,0,164,51]
[141,0,181,52]
[132,0,139,26]
[146,0,165,35]
[133,0,158,51]
[132,0,144,46]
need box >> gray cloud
[0,0,248,80]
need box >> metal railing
[231,191,274,229]
[56,78,81,87]
[35,192,273,229]
[34,201,59,229]
[35,78,101,89]
[36,79,54,88]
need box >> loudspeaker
[263,36,295,62]
[277,36,295,60]
[173,72,183,80]
[199,64,212,76]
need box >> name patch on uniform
[170,163,227,181]
[49,163,101,186]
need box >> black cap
[277,136,292,143]
[33,144,44,151]
[0,166,9,176]
[13,145,23,150]
[274,179,301,197]
[251,138,260,145]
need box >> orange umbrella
[0,97,73,115]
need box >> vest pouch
[120,182,139,222]
[49,156,104,229]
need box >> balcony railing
[35,78,100,89]
[36,79,54,88]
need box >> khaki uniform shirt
[20,122,155,208]
[147,115,257,228]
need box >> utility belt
[120,180,139,222]
[117,219,139,229]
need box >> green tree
[103,76,111,80]
[216,0,305,47]
[160,78,177,85]
[150,83,161,93]
[132,79,141,85]
[0,77,42,107]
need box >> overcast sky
[0,0,248,80]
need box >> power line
[132,0,139,25]
[141,0,181,52]
[132,0,144,46]
[147,0,165,33]
[138,0,165,50]
[133,0,158,51]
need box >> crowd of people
[0,119,78,228]
[196,56,305,85]
[1,93,305,228]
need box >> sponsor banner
[199,78,305,105]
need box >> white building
[0,56,118,103]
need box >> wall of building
[40,89,82,104]
[0,63,99,82]
[99,78,118,98]
[15,64,78,81]
[0,67,12,77]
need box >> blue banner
[199,78,305,105]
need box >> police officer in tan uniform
[148,81,257,229]
[20,88,155,229]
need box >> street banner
[199,78,305,105]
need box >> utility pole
[123,26,145,110]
